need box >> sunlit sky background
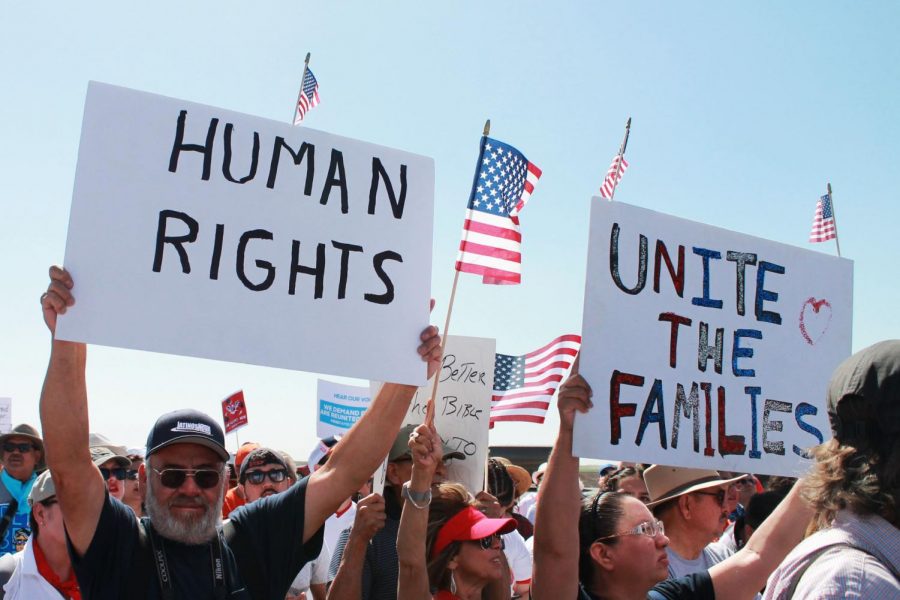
[2,2,898,461]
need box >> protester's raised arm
[396,423,441,600]
[708,480,813,600]
[325,493,385,600]
[305,323,441,543]
[531,359,591,600]
[39,265,107,556]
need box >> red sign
[221,390,248,434]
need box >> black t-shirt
[70,479,323,599]
[577,572,715,600]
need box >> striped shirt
[764,510,900,599]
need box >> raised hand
[40,265,75,336]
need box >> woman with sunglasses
[532,364,815,600]
[89,446,131,502]
[397,423,515,600]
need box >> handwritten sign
[0,399,10,434]
[574,201,853,476]
[57,82,435,385]
[371,335,495,494]
[316,380,372,438]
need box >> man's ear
[386,463,402,487]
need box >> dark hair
[578,491,627,588]
[28,497,57,537]
[487,458,516,508]
[425,483,471,591]
[601,465,645,493]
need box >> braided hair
[487,458,516,508]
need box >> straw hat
[644,465,744,508]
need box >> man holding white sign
[576,201,853,477]
[38,266,442,599]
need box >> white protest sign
[0,399,10,434]
[574,201,852,477]
[316,380,372,438]
[57,82,434,385]
[370,335,495,494]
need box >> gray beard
[145,473,224,545]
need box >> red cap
[235,442,260,469]
[431,506,516,559]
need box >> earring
[450,571,458,595]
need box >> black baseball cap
[827,340,900,440]
[145,409,229,462]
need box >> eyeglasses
[244,469,287,485]
[152,468,222,489]
[694,489,726,505]
[2,442,35,454]
[475,534,505,550]
[595,519,665,542]
[125,469,139,481]
[100,467,127,481]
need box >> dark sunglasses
[125,469,139,481]
[244,469,287,485]
[152,467,222,489]
[476,534,505,550]
[694,489,726,505]
[100,467,127,481]
[2,442,35,454]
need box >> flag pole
[425,119,491,427]
[292,53,311,125]
[234,430,240,450]
[607,117,632,202]
[827,183,842,258]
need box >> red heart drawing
[799,297,832,345]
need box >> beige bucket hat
[644,465,745,509]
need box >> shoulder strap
[784,541,899,598]
[0,500,19,543]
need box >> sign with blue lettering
[574,201,853,476]
[316,380,371,438]
[57,82,434,385]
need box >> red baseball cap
[431,506,516,559]
[235,442,260,470]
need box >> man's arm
[325,494,385,600]
[39,266,107,556]
[305,325,441,543]
[708,480,812,600]
[531,360,591,600]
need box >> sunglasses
[694,489,727,505]
[126,469,139,481]
[100,467,127,481]
[475,534,505,550]
[733,478,756,488]
[244,469,287,485]
[2,442,35,454]
[595,519,665,542]
[152,467,222,489]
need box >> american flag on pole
[293,68,320,125]
[455,136,542,285]
[809,193,837,243]
[490,334,581,425]
[599,155,628,200]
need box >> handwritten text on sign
[574,201,852,476]
[57,82,434,385]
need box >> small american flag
[490,334,581,425]
[293,68,320,125]
[599,155,629,200]
[809,193,836,243]
[455,136,541,285]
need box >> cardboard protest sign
[575,201,852,476]
[57,82,434,385]
[316,380,372,438]
[0,399,10,434]
[370,335,495,494]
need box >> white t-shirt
[322,501,357,580]
[503,529,533,584]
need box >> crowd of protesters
[0,265,893,599]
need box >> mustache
[169,495,210,508]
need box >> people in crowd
[306,435,359,557]
[531,359,817,600]
[0,470,80,599]
[397,423,514,600]
[122,452,145,518]
[643,465,743,578]
[88,446,131,502]
[0,424,45,556]
[732,490,787,551]
[486,458,532,598]
[493,458,534,539]
[601,466,650,504]
[518,463,545,525]
[38,265,442,599]
[765,340,900,598]
[327,423,464,599]
[222,441,260,518]
[237,447,293,503]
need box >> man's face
[1,437,40,480]
[141,443,225,545]
[687,486,729,542]
[99,458,126,500]
[387,454,450,487]
[240,463,290,503]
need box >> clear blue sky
[2,1,898,460]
